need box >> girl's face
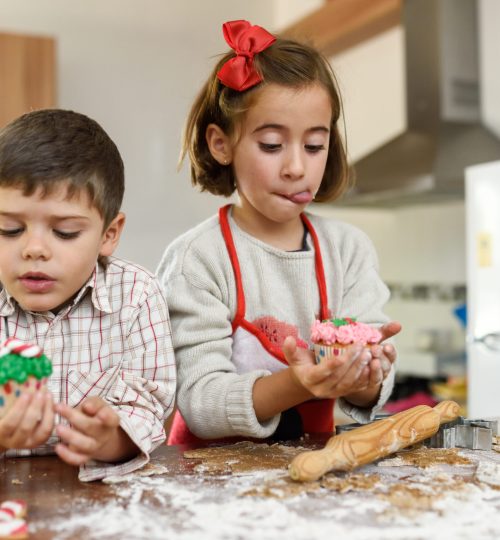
[231,82,332,231]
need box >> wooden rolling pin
[289,400,460,482]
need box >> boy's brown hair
[181,36,351,202]
[0,109,124,227]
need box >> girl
[158,20,401,444]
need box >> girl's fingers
[299,345,378,398]
[336,348,372,383]
[322,344,365,376]
[329,361,370,396]
[380,357,392,377]
[372,346,394,378]
[284,337,317,368]
[367,359,384,387]
[378,321,402,342]
[311,352,371,398]
[382,343,397,363]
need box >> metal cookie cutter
[335,413,391,434]
[425,417,498,450]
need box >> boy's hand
[54,397,138,466]
[283,337,374,400]
[0,390,54,451]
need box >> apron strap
[220,204,331,325]
[219,205,246,330]
[300,213,330,321]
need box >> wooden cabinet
[0,32,56,128]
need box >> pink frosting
[310,319,382,346]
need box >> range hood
[341,0,500,207]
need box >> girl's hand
[283,337,374,400]
[54,397,138,466]
[343,342,397,407]
[254,326,401,422]
[0,390,54,451]
[368,320,401,389]
[378,321,402,342]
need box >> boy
[0,109,176,481]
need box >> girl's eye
[305,145,326,153]
[0,228,23,237]
[54,230,81,240]
[259,143,281,152]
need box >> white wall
[272,0,323,29]
[330,27,406,162]
[311,201,466,284]
[0,0,274,271]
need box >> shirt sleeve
[78,279,176,482]
[158,259,280,440]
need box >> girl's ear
[99,212,126,257]
[206,124,232,165]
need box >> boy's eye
[305,144,326,153]
[259,143,281,152]
[54,230,81,240]
[0,228,23,237]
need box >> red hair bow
[217,20,276,91]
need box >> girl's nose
[282,147,305,180]
[22,235,51,260]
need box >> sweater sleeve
[157,247,280,440]
[331,224,396,423]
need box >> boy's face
[0,183,124,313]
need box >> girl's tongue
[288,191,312,204]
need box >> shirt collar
[0,262,112,317]
[81,262,113,314]
[0,287,15,316]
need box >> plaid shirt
[0,257,176,481]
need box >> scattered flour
[475,461,500,488]
[33,466,500,540]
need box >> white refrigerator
[465,160,500,418]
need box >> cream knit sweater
[157,209,395,439]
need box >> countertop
[1,439,500,540]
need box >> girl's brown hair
[181,36,351,202]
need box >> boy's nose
[22,237,51,260]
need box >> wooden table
[1,441,500,539]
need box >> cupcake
[0,338,52,419]
[310,317,382,364]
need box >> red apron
[168,205,334,445]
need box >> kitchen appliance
[343,0,500,206]
[465,160,500,417]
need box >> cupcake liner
[314,343,349,364]
[313,343,375,364]
[0,376,47,419]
